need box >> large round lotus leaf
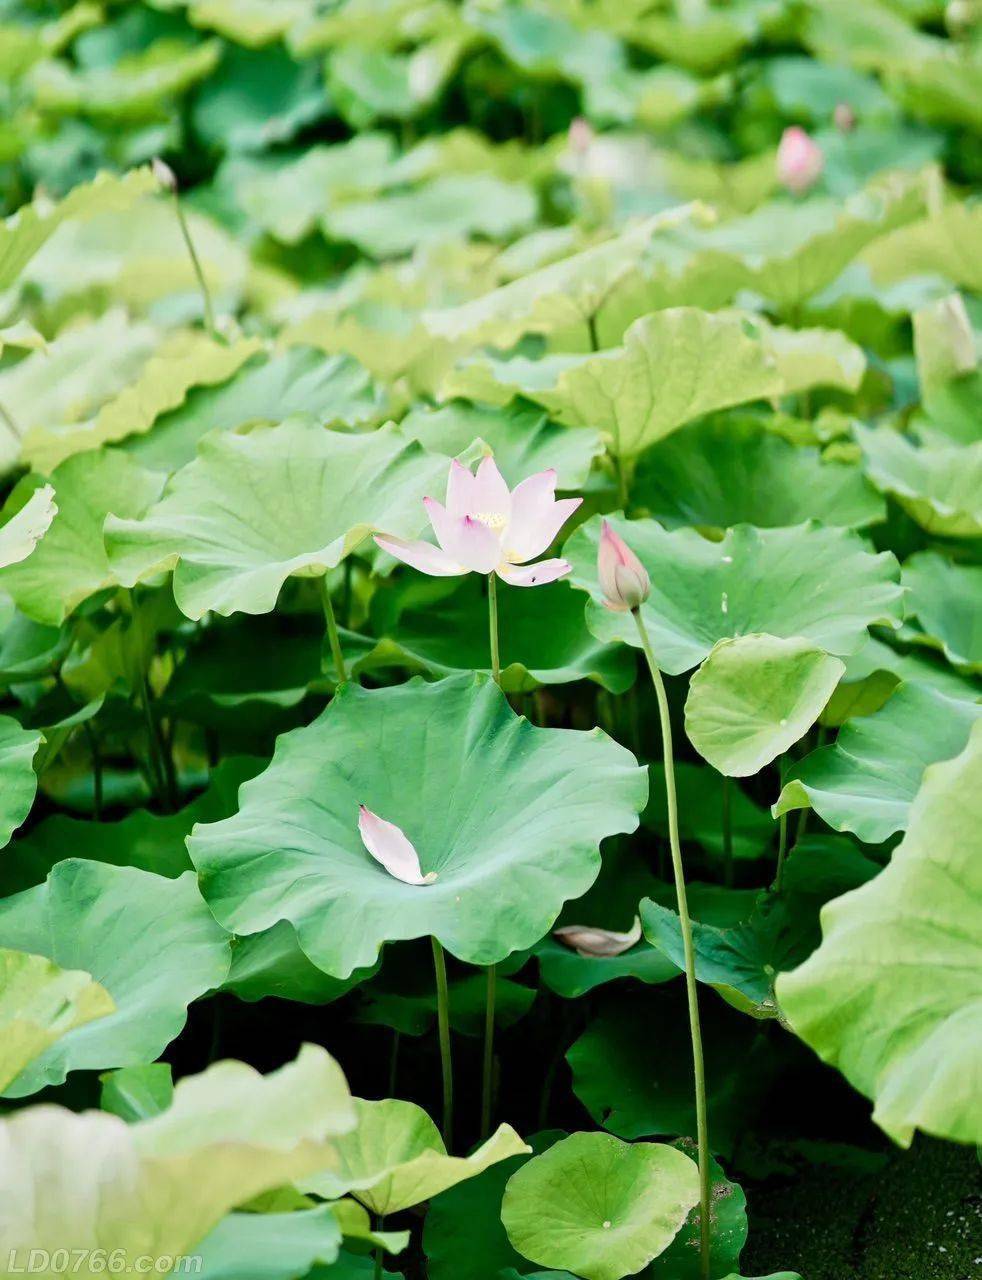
[644,764,772,863]
[901,552,982,672]
[106,419,449,619]
[632,416,884,531]
[0,451,164,626]
[0,948,113,1092]
[856,424,982,538]
[774,681,982,843]
[565,515,903,675]
[188,674,646,977]
[360,578,635,694]
[299,1097,529,1214]
[501,1131,699,1280]
[777,722,982,1147]
[0,714,41,850]
[0,1045,355,1266]
[194,1206,342,1280]
[399,400,602,490]
[0,860,231,1096]
[685,635,845,777]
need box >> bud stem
[170,188,219,340]
[318,576,347,684]
[632,606,711,1280]
[488,572,501,685]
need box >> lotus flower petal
[423,498,502,573]
[777,126,823,196]
[553,916,642,957]
[358,806,437,886]
[598,519,650,612]
[373,534,468,577]
[470,456,511,522]
[445,458,478,519]
[497,558,572,587]
[505,470,582,562]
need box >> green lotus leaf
[566,515,903,675]
[0,1044,355,1263]
[25,332,264,472]
[399,400,602,490]
[774,682,982,843]
[356,958,534,1037]
[330,1197,410,1255]
[864,201,982,294]
[619,5,757,72]
[0,449,164,626]
[567,992,779,1152]
[649,1143,748,1280]
[0,947,113,1092]
[299,1096,529,1214]
[360,577,635,694]
[123,347,386,474]
[100,1063,174,1123]
[500,1131,699,1280]
[912,294,981,444]
[902,552,982,672]
[641,894,816,1020]
[857,424,982,537]
[194,1206,342,1280]
[633,416,884,531]
[106,419,448,619]
[423,1131,563,1280]
[536,933,678,999]
[0,310,159,472]
[585,63,726,132]
[777,721,982,1146]
[685,635,845,777]
[189,674,645,976]
[0,860,231,1096]
[753,320,866,396]
[225,921,379,1006]
[0,165,159,291]
[0,318,46,353]
[644,764,772,863]
[321,174,537,259]
[29,39,222,123]
[0,713,41,849]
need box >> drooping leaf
[684,635,845,777]
[224,922,379,1006]
[100,1062,174,1123]
[632,416,884,532]
[566,515,903,675]
[0,714,41,849]
[0,860,231,1096]
[864,201,982,294]
[0,1045,355,1261]
[300,1097,529,1214]
[536,932,678,999]
[501,1131,699,1280]
[901,552,982,672]
[857,424,982,538]
[194,1207,342,1280]
[774,682,982,843]
[778,721,982,1147]
[189,674,645,978]
[107,419,448,619]
[0,948,113,1092]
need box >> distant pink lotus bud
[776,127,823,196]
[553,916,642,958]
[568,116,594,155]
[374,456,581,588]
[151,156,178,193]
[833,102,856,133]
[598,520,650,612]
[358,806,437,886]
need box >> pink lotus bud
[151,157,178,193]
[833,102,856,133]
[776,127,823,196]
[568,116,594,155]
[598,520,650,613]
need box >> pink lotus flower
[358,805,437,886]
[553,916,642,957]
[598,520,650,612]
[375,456,581,587]
[776,127,823,196]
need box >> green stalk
[488,573,501,683]
[431,937,454,1148]
[171,189,218,339]
[480,963,497,1139]
[775,811,788,892]
[318,576,347,685]
[82,722,103,821]
[722,775,734,887]
[632,607,711,1280]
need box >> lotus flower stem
[169,186,218,339]
[431,936,454,1148]
[488,572,501,683]
[317,576,347,684]
[632,606,711,1280]
[722,775,734,887]
[480,963,497,1139]
[775,811,788,892]
[82,721,103,821]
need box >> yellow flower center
[473,511,507,532]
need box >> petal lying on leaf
[498,558,572,587]
[358,806,437,886]
[374,534,468,577]
[553,917,643,958]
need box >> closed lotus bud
[598,520,650,612]
[151,156,178,193]
[833,102,856,133]
[568,116,594,155]
[776,127,823,196]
